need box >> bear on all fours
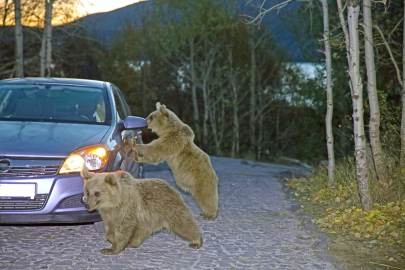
[81,169,202,255]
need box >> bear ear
[159,104,169,117]
[156,102,161,110]
[105,173,117,186]
[81,168,95,181]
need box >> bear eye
[94,192,100,197]
[149,116,153,121]
[86,191,89,196]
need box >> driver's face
[97,101,105,113]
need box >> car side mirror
[122,116,147,130]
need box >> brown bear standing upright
[81,169,202,255]
[132,102,219,220]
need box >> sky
[80,0,145,15]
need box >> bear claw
[200,212,217,220]
[100,248,118,255]
[189,243,201,249]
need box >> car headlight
[59,144,109,174]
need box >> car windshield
[0,84,111,125]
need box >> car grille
[0,194,48,211]
[59,194,84,209]
[0,165,60,178]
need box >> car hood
[0,121,111,158]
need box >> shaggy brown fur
[81,169,202,255]
[132,102,219,220]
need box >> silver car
[0,78,146,224]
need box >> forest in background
[5,0,405,264]
[0,0,403,169]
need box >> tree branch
[244,0,298,26]
[374,24,403,87]
[388,18,403,40]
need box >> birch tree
[362,0,387,181]
[227,49,245,158]
[14,0,23,77]
[401,0,405,168]
[249,28,257,159]
[247,0,336,180]
[320,0,335,186]
[345,0,373,211]
[40,0,54,77]
[189,37,201,145]
[248,26,270,159]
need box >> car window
[0,84,111,125]
[112,86,129,120]
[117,88,132,116]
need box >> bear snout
[85,203,90,210]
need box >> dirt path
[0,157,342,270]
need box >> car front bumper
[0,173,101,224]
[0,210,100,224]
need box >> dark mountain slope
[74,0,315,61]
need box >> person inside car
[93,94,106,122]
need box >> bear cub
[132,102,219,220]
[81,169,202,255]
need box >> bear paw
[100,248,118,255]
[200,212,217,220]
[132,151,140,162]
[189,242,202,249]
[128,242,141,248]
[189,236,202,249]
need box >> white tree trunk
[232,95,240,158]
[249,31,256,159]
[363,0,386,181]
[40,0,54,77]
[321,0,335,186]
[337,0,351,68]
[202,80,209,151]
[401,0,405,168]
[40,30,46,76]
[45,0,53,77]
[14,0,23,77]
[258,92,264,159]
[189,38,201,144]
[347,1,373,211]
[39,0,54,77]
[209,93,224,156]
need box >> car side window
[117,88,132,116]
[112,86,128,120]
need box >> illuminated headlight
[59,145,109,174]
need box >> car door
[111,85,143,178]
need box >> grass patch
[287,157,405,269]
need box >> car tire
[94,221,106,233]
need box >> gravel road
[0,157,343,270]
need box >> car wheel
[94,221,105,233]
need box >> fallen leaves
[286,172,405,246]
[315,202,405,244]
